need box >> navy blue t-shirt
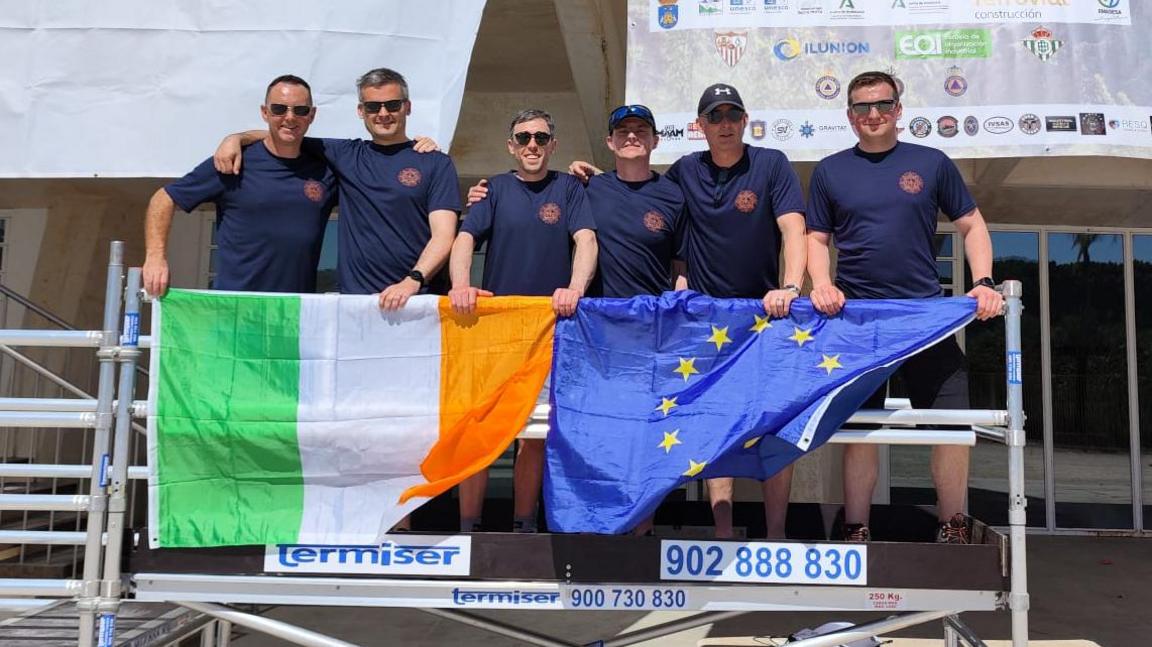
[585,171,686,298]
[165,143,336,293]
[666,145,805,298]
[807,142,977,299]
[460,171,595,296]
[303,138,461,295]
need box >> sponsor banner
[632,0,1150,161]
[265,535,472,576]
[651,0,1131,30]
[646,106,1152,161]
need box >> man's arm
[378,209,457,311]
[142,188,177,297]
[954,208,1003,320]
[671,259,689,291]
[553,229,597,317]
[213,130,268,174]
[762,212,806,318]
[806,230,845,315]
[446,232,493,314]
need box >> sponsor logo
[728,0,757,13]
[775,37,870,60]
[983,116,1014,134]
[893,0,906,6]
[452,589,562,607]
[909,117,932,138]
[303,180,325,203]
[763,0,790,12]
[799,121,816,138]
[771,119,795,141]
[539,203,562,225]
[687,122,706,140]
[1045,115,1077,132]
[644,211,668,233]
[894,0,948,13]
[937,116,959,138]
[1079,112,1106,135]
[1023,26,1063,61]
[397,168,422,187]
[818,124,849,133]
[797,0,823,15]
[1019,113,1041,135]
[1097,0,1123,18]
[899,171,924,194]
[750,120,767,139]
[657,0,678,29]
[896,29,991,59]
[658,125,685,141]
[699,0,722,14]
[815,75,841,100]
[774,37,802,60]
[735,190,759,213]
[832,0,865,19]
[267,537,471,576]
[944,66,968,97]
[715,30,749,67]
[1106,118,1151,133]
[964,115,980,135]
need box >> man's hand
[378,278,421,311]
[412,136,440,153]
[568,160,601,184]
[466,179,489,207]
[142,256,170,298]
[762,288,797,319]
[448,286,493,314]
[552,287,582,317]
[809,284,845,316]
[968,284,1004,320]
[213,135,245,175]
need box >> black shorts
[853,335,969,425]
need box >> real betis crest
[1023,26,1062,61]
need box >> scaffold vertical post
[95,267,144,646]
[78,241,125,647]
[1002,279,1029,647]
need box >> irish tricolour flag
[147,290,554,548]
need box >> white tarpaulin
[0,2,486,177]
[629,0,1152,162]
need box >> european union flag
[543,291,976,534]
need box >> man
[806,70,1003,543]
[143,75,336,297]
[214,67,459,310]
[449,109,597,533]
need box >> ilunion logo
[774,37,801,61]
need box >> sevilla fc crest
[715,31,748,68]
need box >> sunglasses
[704,107,745,124]
[361,99,406,114]
[849,99,898,116]
[512,131,553,146]
[609,104,655,130]
[268,104,312,117]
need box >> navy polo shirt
[666,145,805,298]
[164,143,336,293]
[303,138,461,295]
[585,171,686,298]
[460,171,595,296]
[807,142,977,299]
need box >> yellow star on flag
[673,357,699,382]
[707,325,733,351]
[658,430,682,453]
[750,314,772,334]
[683,459,707,477]
[743,435,762,449]
[789,327,815,347]
[817,353,843,375]
[656,397,678,416]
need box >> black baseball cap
[608,104,657,132]
[697,83,745,115]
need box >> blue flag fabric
[543,292,976,534]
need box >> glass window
[1048,233,1131,529]
[934,233,953,258]
[1134,235,1152,525]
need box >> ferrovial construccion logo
[896,30,992,59]
[265,535,471,576]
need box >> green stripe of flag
[156,290,304,546]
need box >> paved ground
[231,535,1149,647]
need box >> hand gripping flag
[543,291,976,534]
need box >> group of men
[143,66,1003,544]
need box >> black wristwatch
[407,270,426,287]
[971,277,995,290]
